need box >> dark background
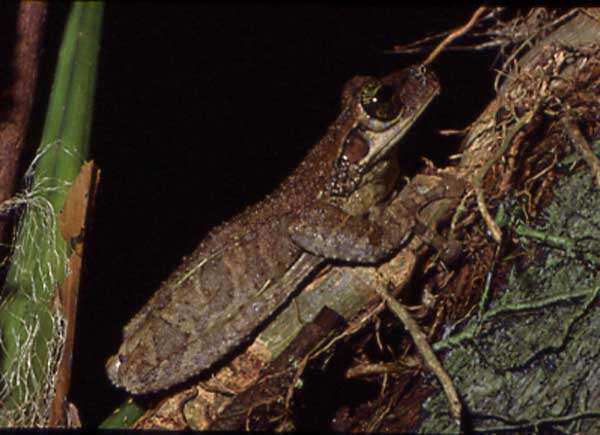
[27,2,497,427]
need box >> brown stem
[0,1,47,242]
[423,6,488,66]
[561,116,600,187]
[49,162,101,427]
[208,307,346,431]
[372,285,464,427]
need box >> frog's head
[327,65,440,213]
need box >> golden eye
[360,80,402,121]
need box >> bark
[416,8,600,433]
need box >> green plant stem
[0,2,103,426]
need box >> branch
[0,1,47,242]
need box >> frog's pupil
[361,83,401,121]
[375,85,394,104]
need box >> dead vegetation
[123,8,600,432]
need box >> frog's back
[120,112,346,340]
[107,109,350,393]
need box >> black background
[21,2,497,427]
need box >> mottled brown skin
[107,66,441,394]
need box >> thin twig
[345,361,417,379]
[474,108,537,244]
[391,29,452,54]
[473,410,600,433]
[562,117,600,187]
[394,8,502,56]
[423,7,488,66]
[373,285,463,426]
[435,286,600,352]
[493,9,579,91]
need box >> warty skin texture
[107,66,440,394]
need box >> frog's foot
[438,239,462,264]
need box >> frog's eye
[342,129,369,163]
[360,80,402,121]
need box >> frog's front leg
[412,219,461,264]
[289,202,414,264]
[290,174,465,265]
